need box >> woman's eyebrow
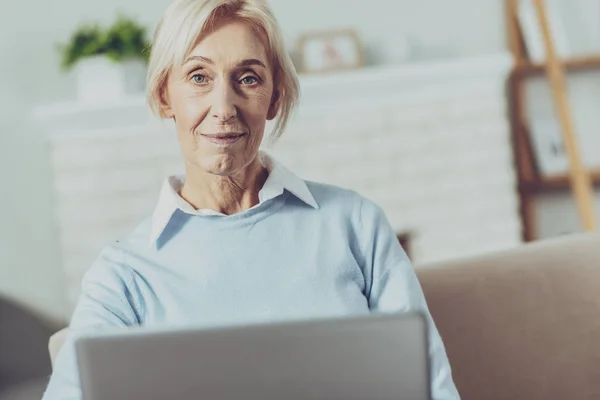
[184,55,214,65]
[183,56,266,68]
[237,59,266,69]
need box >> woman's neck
[180,158,268,215]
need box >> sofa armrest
[49,328,69,368]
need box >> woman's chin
[198,153,247,177]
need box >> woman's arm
[357,197,461,400]
[42,245,142,400]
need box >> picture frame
[296,29,365,74]
[525,72,600,178]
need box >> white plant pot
[75,55,146,104]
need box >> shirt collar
[149,151,318,246]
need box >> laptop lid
[76,312,430,400]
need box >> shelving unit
[505,0,600,241]
[514,55,600,77]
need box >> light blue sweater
[43,171,460,399]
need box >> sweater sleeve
[42,245,141,400]
[357,197,461,400]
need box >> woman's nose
[211,81,237,123]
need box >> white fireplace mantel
[297,53,513,111]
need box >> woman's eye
[192,74,207,84]
[240,76,258,85]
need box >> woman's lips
[201,133,247,145]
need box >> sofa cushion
[0,298,57,390]
[416,232,600,400]
[0,379,48,400]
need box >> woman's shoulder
[120,216,154,246]
[305,180,361,205]
[304,180,384,220]
[86,217,154,272]
[79,240,138,294]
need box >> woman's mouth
[201,133,247,146]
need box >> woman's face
[162,20,278,177]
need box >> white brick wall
[35,53,521,311]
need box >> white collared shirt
[150,152,319,245]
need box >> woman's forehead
[186,20,269,66]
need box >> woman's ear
[267,90,280,121]
[159,86,175,119]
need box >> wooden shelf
[514,55,600,78]
[522,170,600,191]
[505,0,599,240]
[541,170,600,190]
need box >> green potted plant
[59,15,151,103]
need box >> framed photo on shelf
[296,29,365,74]
[526,115,569,177]
[525,72,600,178]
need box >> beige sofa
[0,298,58,400]
[49,232,600,400]
[417,231,600,400]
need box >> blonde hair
[147,0,299,140]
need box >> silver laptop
[75,312,431,400]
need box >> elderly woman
[43,0,460,399]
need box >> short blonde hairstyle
[147,0,299,140]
